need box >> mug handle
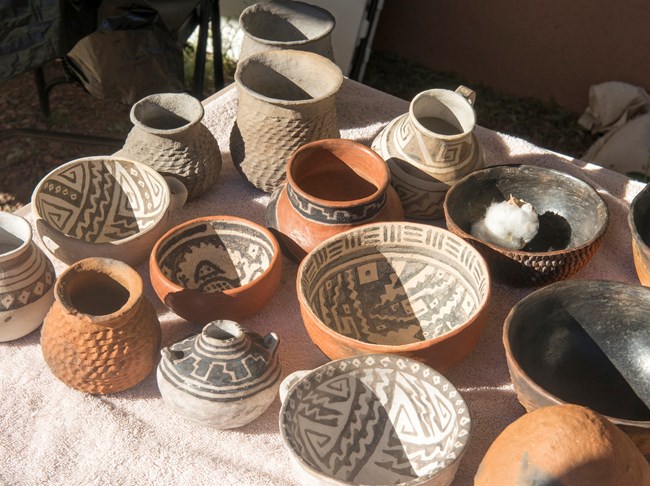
[163,176,188,211]
[279,369,312,404]
[456,85,476,106]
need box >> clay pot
[475,405,650,485]
[231,49,343,193]
[503,280,650,456]
[117,92,221,200]
[41,258,161,394]
[150,216,282,324]
[157,320,281,428]
[372,86,484,219]
[628,184,650,285]
[239,0,335,61]
[297,222,491,371]
[280,354,471,486]
[32,156,187,266]
[267,139,404,261]
[0,212,55,341]
[444,164,609,286]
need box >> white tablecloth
[1,80,644,485]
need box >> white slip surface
[0,79,644,485]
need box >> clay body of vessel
[117,92,221,200]
[297,222,491,371]
[32,156,187,266]
[444,164,609,286]
[628,183,650,285]
[372,86,484,219]
[267,139,404,261]
[280,354,471,486]
[503,280,650,456]
[157,320,281,428]
[239,0,335,61]
[0,212,55,341]
[41,258,161,394]
[475,405,650,485]
[231,49,342,193]
[150,216,282,324]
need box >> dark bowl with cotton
[503,280,650,456]
[443,164,609,286]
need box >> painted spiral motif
[156,220,276,292]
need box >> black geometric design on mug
[282,355,470,483]
[36,160,167,243]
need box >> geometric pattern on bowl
[33,157,168,244]
[156,219,276,293]
[299,223,489,345]
[280,354,471,485]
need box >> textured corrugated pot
[157,320,281,429]
[41,258,161,394]
[239,0,335,61]
[372,86,484,219]
[231,49,342,193]
[0,212,55,342]
[267,139,404,261]
[118,92,222,200]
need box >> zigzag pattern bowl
[280,354,471,486]
[297,222,490,371]
[32,156,175,266]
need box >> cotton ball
[471,196,539,250]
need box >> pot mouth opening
[236,50,342,104]
[131,93,203,134]
[57,259,141,322]
[410,90,475,139]
[240,1,335,45]
[203,320,243,342]
[288,142,388,206]
[0,212,31,261]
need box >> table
[1,80,644,485]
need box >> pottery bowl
[150,216,282,323]
[297,222,490,371]
[32,156,187,266]
[280,354,471,486]
[628,184,650,286]
[503,280,650,456]
[444,164,608,286]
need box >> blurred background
[2,0,648,212]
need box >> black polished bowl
[503,280,650,454]
[444,164,609,286]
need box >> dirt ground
[0,60,132,212]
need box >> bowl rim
[278,353,471,485]
[296,221,491,353]
[443,163,610,256]
[628,182,650,247]
[31,156,172,246]
[502,279,650,428]
[150,215,281,297]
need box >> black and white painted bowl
[32,156,186,265]
[279,354,471,486]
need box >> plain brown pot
[41,258,161,394]
[267,139,404,261]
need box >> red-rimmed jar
[267,139,404,261]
